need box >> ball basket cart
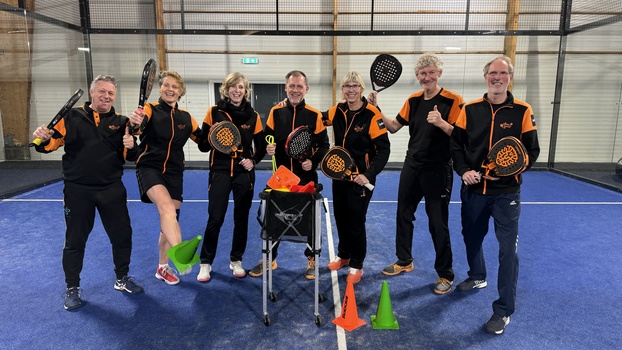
[257,187,326,327]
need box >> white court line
[3,198,622,205]
[323,197,347,350]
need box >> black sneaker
[456,277,487,291]
[485,314,510,335]
[64,287,83,311]
[114,276,144,294]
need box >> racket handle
[28,137,43,147]
[364,182,375,191]
[463,172,484,185]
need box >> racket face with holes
[208,121,242,155]
[285,126,313,161]
[482,136,528,176]
[320,146,357,181]
[138,59,157,109]
[370,54,402,93]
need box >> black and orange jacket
[397,88,464,168]
[34,102,137,187]
[198,99,266,176]
[135,98,201,175]
[324,98,391,186]
[265,99,329,185]
[450,92,540,195]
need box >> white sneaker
[229,261,246,278]
[197,264,212,282]
[178,265,192,276]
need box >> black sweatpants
[332,180,372,270]
[63,181,133,288]
[394,161,454,280]
[199,171,255,264]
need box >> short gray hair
[90,75,117,90]
[415,53,444,73]
[483,55,514,75]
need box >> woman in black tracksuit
[133,70,202,286]
[196,72,266,282]
[324,71,391,284]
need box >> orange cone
[370,280,399,329]
[332,280,366,332]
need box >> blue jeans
[460,190,521,317]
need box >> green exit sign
[242,57,259,64]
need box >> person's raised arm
[367,90,402,134]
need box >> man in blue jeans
[450,56,540,335]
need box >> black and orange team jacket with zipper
[265,99,330,185]
[323,98,391,186]
[35,102,138,187]
[136,98,201,175]
[198,99,266,176]
[451,91,540,195]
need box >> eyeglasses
[287,84,306,91]
[486,71,511,77]
[342,84,361,91]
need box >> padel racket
[481,136,529,177]
[370,54,402,93]
[137,58,157,113]
[285,126,313,162]
[208,121,243,157]
[29,89,84,147]
[321,146,374,190]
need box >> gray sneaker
[248,259,277,277]
[381,261,414,276]
[456,277,487,291]
[433,277,453,295]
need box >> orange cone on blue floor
[370,280,399,329]
[167,235,202,274]
[332,280,366,332]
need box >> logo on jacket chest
[177,124,186,130]
[108,125,121,131]
[240,124,251,130]
[499,122,513,129]
[354,124,367,132]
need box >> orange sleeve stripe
[143,103,153,117]
[254,114,263,134]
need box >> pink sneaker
[327,257,350,271]
[346,268,364,284]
